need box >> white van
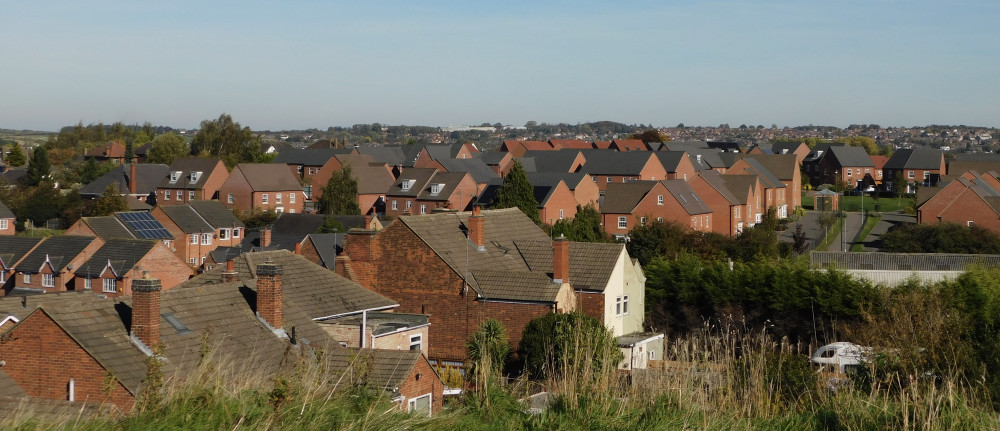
[811,342,870,376]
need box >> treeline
[881,222,1000,254]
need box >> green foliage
[490,160,539,223]
[146,132,189,165]
[626,220,733,266]
[629,129,670,144]
[466,319,510,383]
[23,146,50,186]
[91,184,129,216]
[237,207,279,230]
[20,186,64,227]
[518,312,623,380]
[68,157,117,185]
[190,114,262,168]
[6,142,25,166]
[643,253,877,342]
[881,222,1000,254]
[317,164,361,215]
[550,204,608,242]
[318,216,346,234]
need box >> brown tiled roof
[662,180,713,215]
[0,368,25,397]
[82,216,136,239]
[159,158,224,190]
[416,171,470,201]
[600,181,658,214]
[470,270,562,303]
[189,201,245,228]
[696,171,741,205]
[233,164,301,192]
[398,208,550,296]
[719,175,758,205]
[738,154,799,180]
[324,348,423,392]
[387,168,437,198]
[190,250,398,319]
[159,205,214,234]
[514,240,624,292]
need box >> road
[778,210,915,253]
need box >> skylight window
[162,312,191,334]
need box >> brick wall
[577,291,605,322]
[300,239,323,267]
[397,355,444,415]
[0,218,14,235]
[539,182,579,224]
[0,310,134,410]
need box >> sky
[2,1,999,131]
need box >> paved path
[859,211,916,251]
[777,211,828,252]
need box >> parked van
[811,342,869,376]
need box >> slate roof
[415,171,470,202]
[0,200,14,219]
[695,171,741,205]
[580,151,656,176]
[207,246,242,264]
[388,168,437,198]
[955,153,1000,162]
[737,154,801,180]
[15,236,96,274]
[526,172,589,190]
[159,205,214,234]
[306,233,340,268]
[653,151,689,172]
[242,213,327,252]
[159,158,224,189]
[513,240,624,292]
[662,179,713,215]
[0,368,25,398]
[600,181,658,214]
[272,148,352,166]
[0,236,44,269]
[476,180,562,208]
[74,239,158,278]
[706,141,742,152]
[191,250,398,319]
[824,146,875,167]
[521,150,584,173]
[189,200,245,228]
[79,216,136,239]
[719,175,758,205]
[232,164,302,192]
[771,142,806,155]
[811,251,1000,271]
[472,151,510,165]
[883,148,944,170]
[436,158,498,183]
[354,146,409,167]
[79,164,170,197]
[734,158,786,189]
[397,208,551,298]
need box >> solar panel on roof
[116,212,173,240]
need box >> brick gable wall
[0,311,134,410]
[398,355,444,415]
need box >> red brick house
[601,181,713,238]
[72,239,192,296]
[385,168,478,217]
[917,171,1000,232]
[738,154,803,209]
[883,148,946,193]
[727,158,789,218]
[581,151,669,192]
[155,158,228,205]
[219,163,305,214]
[719,174,765,226]
[478,177,580,223]
[812,146,875,189]
[527,173,600,210]
[472,151,515,177]
[689,171,748,236]
[84,141,132,165]
[272,148,354,180]
[11,236,103,295]
[341,208,578,364]
[770,142,811,164]
[654,151,700,181]
[311,154,395,214]
[151,201,245,267]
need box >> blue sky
[2,1,998,131]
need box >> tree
[551,204,608,242]
[91,184,129,216]
[518,312,622,380]
[21,186,63,227]
[6,142,26,167]
[318,216,346,234]
[23,146,51,187]
[190,114,262,168]
[146,132,189,165]
[629,129,670,144]
[317,164,361,215]
[465,319,510,383]
[489,160,539,223]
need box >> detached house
[150,201,245,267]
[385,168,478,217]
[78,164,169,203]
[883,148,947,193]
[84,141,132,165]
[917,171,1000,232]
[155,158,228,205]
[219,163,305,214]
[601,181,713,237]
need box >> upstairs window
[103,278,117,293]
[276,193,282,204]
[617,216,627,229]
[657,195,663,205]
[228,193,234,204]
[262,194,269,204]
[42,273,54,288]
[410,334,422,351]
[289,193,295,203]
[201,233,211,245]
[190,234,198,245]
[219,229,230,240]
[165,190,172,200]
[189,190,195,200]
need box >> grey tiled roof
[15,236,96,274]
[810,251,1000,271]
[514,240,624,292]
[81,216,136,239]
[580,151,656,176]
[398,208,550,296]
[159,205,214,234]
[600,181,658,214]
[521,150,584,173]
[823,146,874,168]
[884,149,944,170]
[436,158,499,183]
[415,171,471,202]
[662,179,713,215]
[734,158,785,189]
[159,158,225,189]
[387,168,437,198]
[653,151,689,172]
[737,154,801,180]
[470,270,563,303]
[272,149,352,166]
[355,146,410,166]
[0,236,43,269]
[189,200,245,228]
[79,164,170,197]
[74,239,158,278]
[476,180,561,208]
[191,250,398,319]
[0,368,25,398]
[473,151,510,165]
[306,233,339,268]
[232,164,301,192]
[526,172,589,190]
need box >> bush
[518,312,622,381]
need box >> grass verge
[850,214,881,252]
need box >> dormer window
[170,171,182,183]
[430,183,444,195]
[190,171,202,183]
[401,179,415,191]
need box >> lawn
[802,193,913,213]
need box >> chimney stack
[553,236,569,284]
[363,214,372,229]
[256,261,283,330]
[131,274,161,348]
[222,259,238,283]
[129,164,137,195]
[294,242,302,255]
[468,206,485,251]
[260,228,272,248]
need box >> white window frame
[968,221,975,227]
[409,334,422,351]
[0,219,7,230]
[189,258,197,265]
[165,190,171,200]
[233,228,240,238]
[559,209,564,219]
[616,296,623,316]
[228,193,235,204]
[102,278,116,293]
[201,233,211,245]
[392,200,398,211]
[189,190,195,200]
[276,193,282,204]
[617,216,627,229]
[289,192,295,204]
[84,278,91,290]
[262,193,269,205]
[190,234,198,245]
[420,204,427,215]
[219,229,230,240]
[640,216,647,226]
[657,195,663,205]
[42,273,54,288]
[405,201,412,211]
[407,394,432,417]
[23,273,30,284]
[623,295,629,315]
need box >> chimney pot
[255,262,283,330]
[222,259,238,283]
[131,277,162,348]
